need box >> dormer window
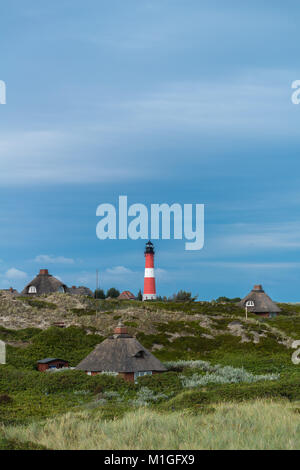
[246,300,254,307]
[134,350,145,358]
[28,286,37,294]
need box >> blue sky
[1,1,300,300]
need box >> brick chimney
[253,284,263,291]
[114,321,127,335]
[39,269,49,275]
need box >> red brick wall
[37,360,69,372]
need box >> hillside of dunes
[1,292,300,449]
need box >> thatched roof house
[67,286,93,297]
[21,269,67,296]
[239,284,281,318]
[76,322,167,382]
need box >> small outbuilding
[37,358,69,372]
[22,269,67,296]
[76,322,167,382]
[118,291,136,300]
[239,284,281,318]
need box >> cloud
[4,268,28,280]
[220,222,300,252]
[0,68,296,187]
[105,266,133,275]
[0,129,147,185]
[75,266,141,288]
[199,261,300,270]
[34,254,75,265]
[155,268,168,280]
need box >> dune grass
[2,399,300,450]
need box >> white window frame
[134,371,152,383]
[246,300,255,307]
[28,286,37,294]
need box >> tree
[106,287,120,299]
[94,289,105,299]
[137,289,143,301]
[173,290,197,302]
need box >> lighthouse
[143,241,157,301]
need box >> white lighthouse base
[143,294,157,301]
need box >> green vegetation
[0,326,41,342]
[94,289,105,299]
[70,308,97,317]
[124,321,138,328]
[2,400,300,449]
[1,297,300,449]
[215,296,241,303]
[17,297,57,310]
[3,326,103,369]
[106,287,120,299]
[173,290,197,301]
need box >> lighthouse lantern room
[143,241,157,301]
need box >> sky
[1,1,300,301]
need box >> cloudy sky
[1,1,300,300]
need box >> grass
[2,400,300,450]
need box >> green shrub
[0,326,41,342]
[6,326,103,369]
[17,298,57,310]
[70,308,96,317]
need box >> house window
[246,301,255,307]
[58,286,65,293]
[28,286,37,294]
[134,371,152,383]
[134,350,145,358]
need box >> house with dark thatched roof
[21,269,67,296]
[76,322,167,382]
[67,286,93,297]
[239,284,281,318]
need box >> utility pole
[96,269,99,292]
[96,269,100,313]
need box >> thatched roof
[76,322,167,373]
[67,286,93,296]
[239,284,281,313]
[21,269,67,295]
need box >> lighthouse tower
[143,241,157,301]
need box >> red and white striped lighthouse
[143,241,156,301]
